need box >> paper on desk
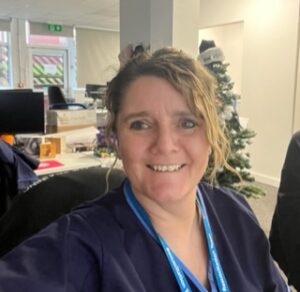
[37,160,64,170]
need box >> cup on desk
[45,137,62,154]
[39,142,56,159]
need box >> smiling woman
[114,76,210,207]
[0,47,288,292]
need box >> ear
[208,147,212,156]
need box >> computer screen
[0,90,45,134]
[0,88,33,94]
[85,84,107,100]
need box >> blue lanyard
[123,180,230,292]
[196,187,230,292]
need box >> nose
[150,125,179,154]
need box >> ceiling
[0,0,119,31]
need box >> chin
[146,182,189,203]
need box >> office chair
[0,166,125,257]
[48,86,87,110]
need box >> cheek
[189,139,210,166]
[188,133,210,153]
[116,136,140,161]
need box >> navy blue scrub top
[0,182,287,291]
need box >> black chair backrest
[49,103,87,110]
[0,166,125,257]
[48,86,66,105]
[48,86,87,110]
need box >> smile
[147,164,184,172]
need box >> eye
[129,120,150,130]
[180,119,197,129]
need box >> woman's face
[116,76,210,205]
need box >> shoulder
[199,182,257,223]
[291,130,300,142]
[198,182,264,245]
[71,183,128,223]
[286,131,300,161]
[0,185,130,290]
[198,183,288,290]
[64,183,136,244]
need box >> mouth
[147,164,185,172]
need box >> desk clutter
[14,127,121,178]
[15,126,115,160]
[94,127,116,158]
[16,127,97,157]
[13,103,114,164]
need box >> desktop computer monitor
[0,90,45,134]
[0,88,33,94]
[85,84,107,100]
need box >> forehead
[120,76,189,110]
[121,75,206,121]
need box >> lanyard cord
[124,181,192,291]
[123,180,230,292]
[196,187,230,292]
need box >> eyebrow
[121,111,149,123]
[121,110,197,123]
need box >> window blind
[76,28,120,86]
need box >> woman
[0,48,287,291]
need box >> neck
[130,186,209,287]
[148,200,208,288]
[135,192,199,244]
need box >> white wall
[120,0,199,56]
[199,0,300,186]
[172,0,200,57]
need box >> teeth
[151,164,182,172]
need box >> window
[30,49,66,90]
[28,35,68,90]
[27,22,76,95]
[0,31,11,88]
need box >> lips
[147,164,184,172]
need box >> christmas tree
[199,40,264,198]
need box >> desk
[35,151,122,176]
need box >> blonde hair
[105,47,236,182]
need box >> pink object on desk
[37,160,64,170]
